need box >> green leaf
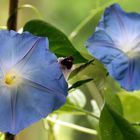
[67,90,86,108]
[100,105,140,140]
[68,59,94,80]
[99,76,123,112]
[105,93,123,115]
[118,91,140,123]
[56,104,84,115]
[99,88,140,140]
[55,89,86,114]
[23,20,87,63]
[68,78,93,91]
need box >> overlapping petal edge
[0,30,68,134]
[86,3,140,91]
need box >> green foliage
[56,89,87,115]
[99,91,140,140]
[57,104,85,115]
[68,78,93,91]
[118,91,140,122]
[100,105,140,140]
[104,86,123,115]
[0,133,4,140]
[23,20,87,64]
[67,90,87,108]
[68,59,94,80]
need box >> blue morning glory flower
[0,30,68,134]
[86,4,140,91]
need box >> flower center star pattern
[0,30,68,134]
[86,4,140,91]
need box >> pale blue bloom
[0,30,68,134]
[86,4,140,91]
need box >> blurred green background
[1,0,140,140]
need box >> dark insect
[60,56,74,70]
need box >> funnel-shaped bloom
[0,30,68,134]
[86,4,140,91]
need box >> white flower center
[116,32,140,58]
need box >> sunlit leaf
[23,20,87,63]
[56,89,86,114]
[68,59,94,80]
[99,90,140,140]
[100,104,140,140]
[104,90,123,115]
[118,91,140,122]
[57,104,85,115]
[68,78,93,91]
[67,90,86,108]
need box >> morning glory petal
[86,4,140,91]
[119,57,140,91]
[0,87,12,133]
[97,4,140,53]
[0,30,42,70]
[86,30,129,81]
[0,30,68,134]
[14,37,67,96]
[9,83,66,134]
[86,30,123,64]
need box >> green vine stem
[46,116,98,135]
[64,104,100,120]
[18,4,43,19]
[47,121,56,140]
[7,0,19,30]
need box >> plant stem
[47,121,55,140]
[18,4,43,19]
[5,133,15,140]
[7,0,19,30]
[47,117,98,135]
